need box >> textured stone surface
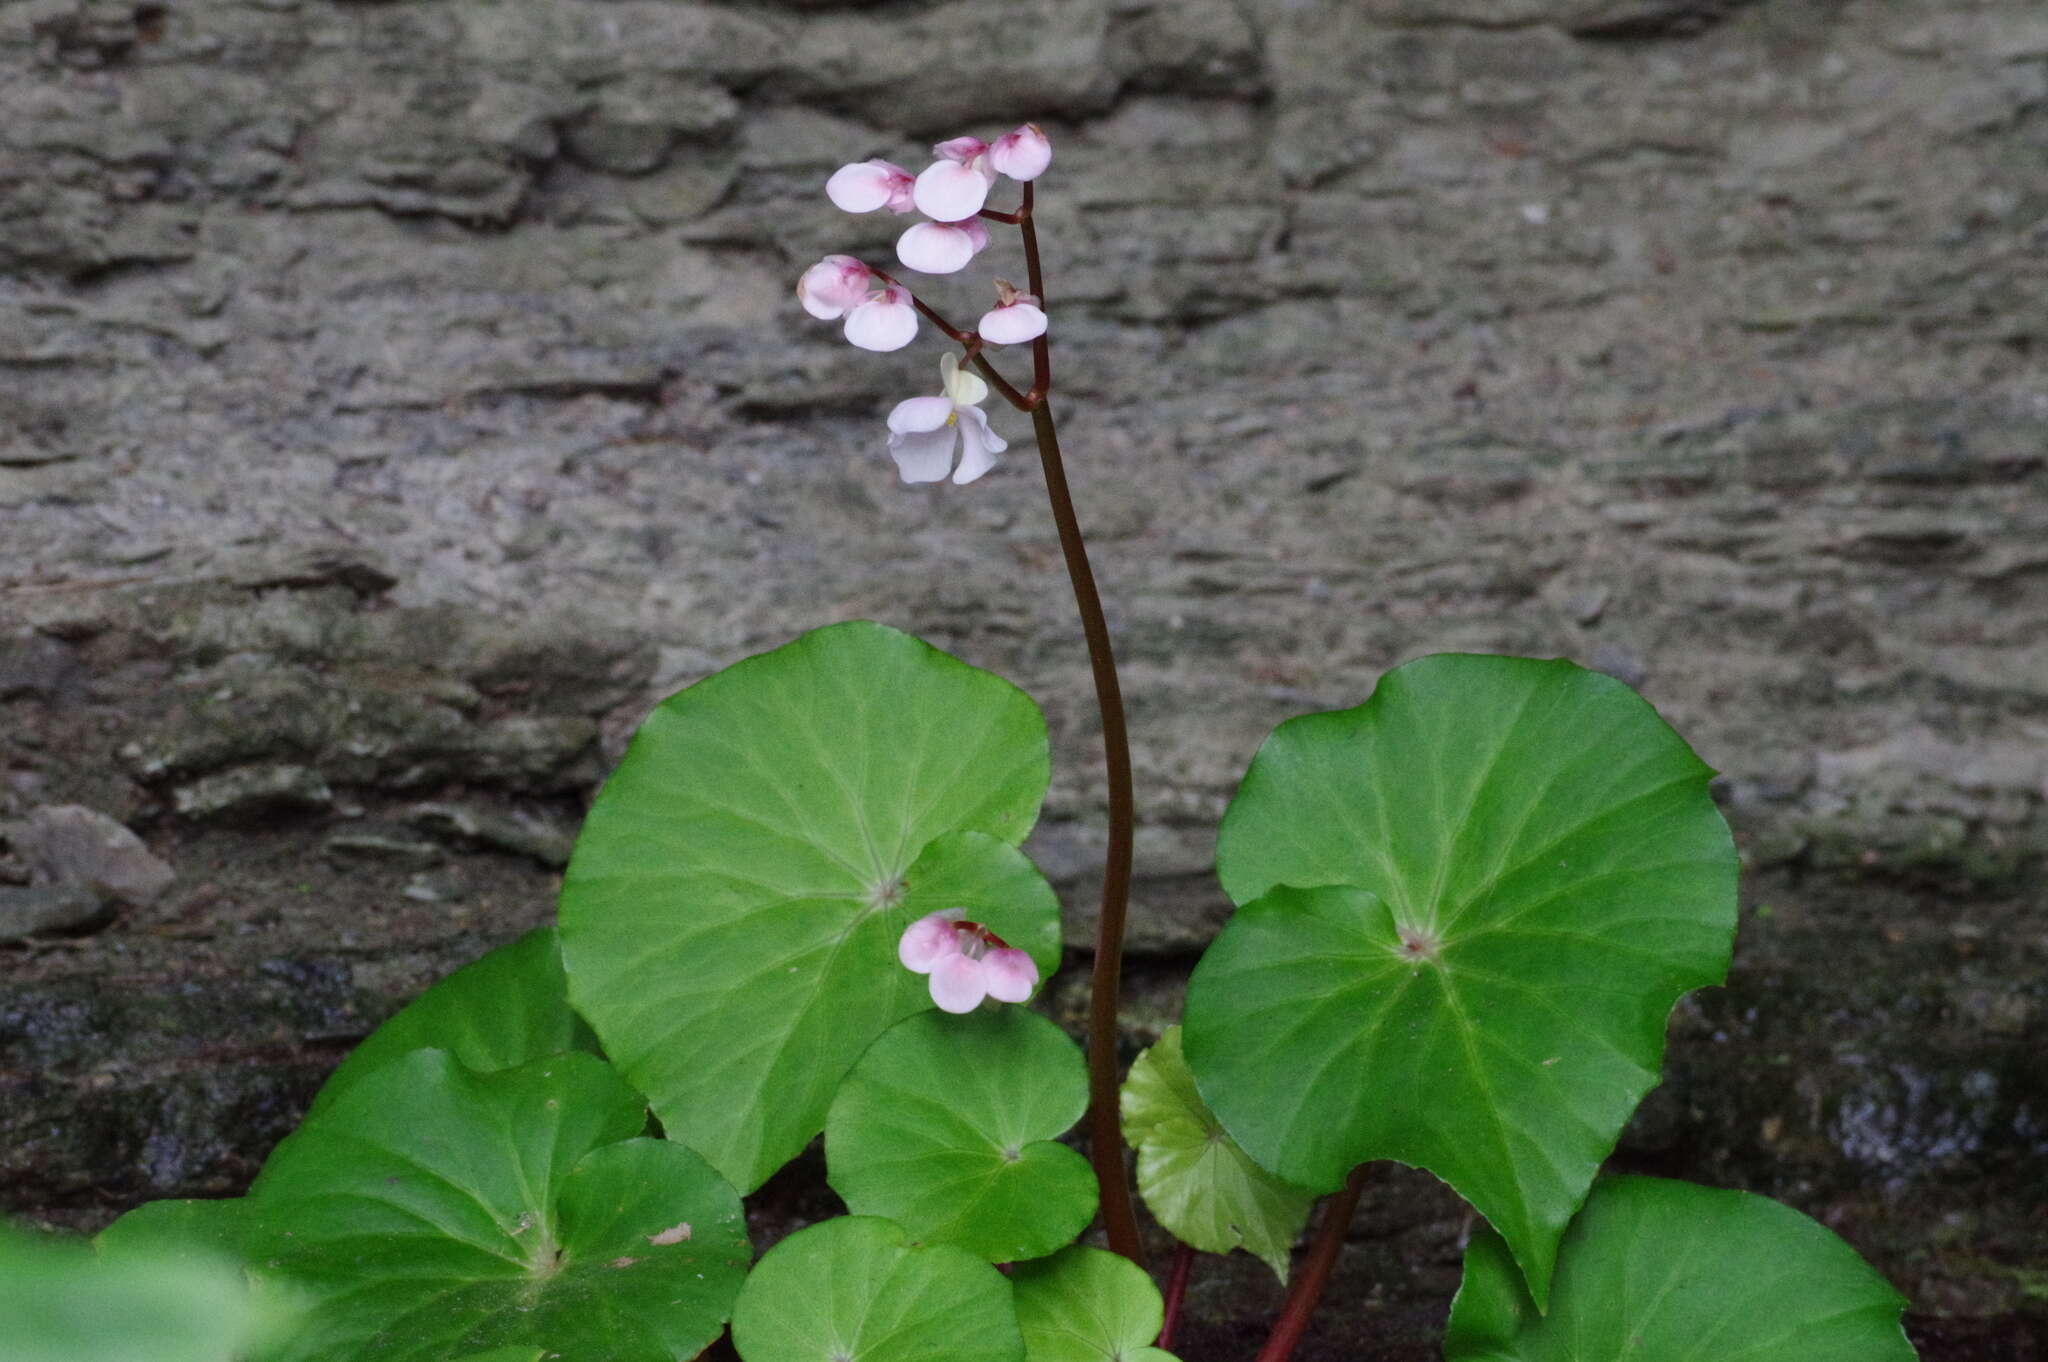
[2,0,2045,1352]
[11,803,174,906]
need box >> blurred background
[2,0,2044,1356]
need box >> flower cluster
[824,126,1050,282]
[795,124,1055,485]
[898,908,1039,1013]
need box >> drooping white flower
[885,352,1008,485]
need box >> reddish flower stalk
[1255,1165,1369,1362]
[1158,1243,1198,1349]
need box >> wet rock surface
[4,0,2045,1354]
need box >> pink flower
[896,217,989,275]
[886,353,1007,484]
[797,257,919,351]
[796,255,875,320]
[826,159,917,214]
[978,279,1046,345]
[989,124,1052,182]
[898,907,1040,1012]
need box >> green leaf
[1185,653,1736,1308]
[2,1220,275,1362]
[311,926,600,1117]
[1445,1175,1918,1361]
[731,1216,1024,1362]
[1010,1246,1179,1362]
[826,1009,1094,1263]
[560,620,1055,1192]
[95,1197,252,1264]
[246,1049,750,1362]
[1120,1026,1314,1282]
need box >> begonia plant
[5,121,1922,1362]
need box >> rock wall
[3,0,2045,1354]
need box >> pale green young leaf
[1120,1026,1314,1282]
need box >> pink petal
[989,124,1052,182]
[912,158,993,222]
[844,287,918,351]
[951,407,1005,486]
[896,222,977,275]
[977,301,1047,345]
[959,217,990,256]
[981,947,1038,1003]
[898,910,965,972]
[932,136,990,165]
[826,160,915,214]
[796,255,872,320]
[928,953,988,1013]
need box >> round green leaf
[1445,1175,1917,1361]
[1119,1026,1314,1282]
[827,1009,1094,1262]
[731,1216,1024,1362]
[559,620,1055,1192]
[1186,653,1737,1308]
[3,1220,273,1362]
[311,925,600,1117]
[1010,1246,1178,1362]
[246,1049,750,1362]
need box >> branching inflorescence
[796,124,1055,486]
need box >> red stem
[1158,1243,1197,1350]
[1254,1166,1368,1362]
[1026,396,1143,1266]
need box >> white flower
[886,353,1008,485]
